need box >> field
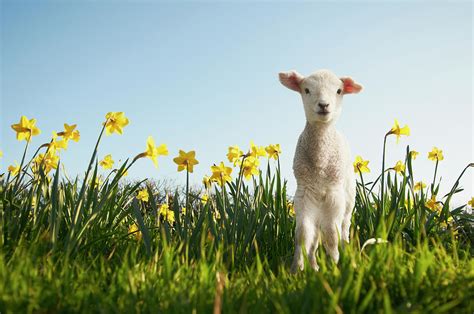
[1,113,473,313]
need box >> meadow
[0,113,473,313]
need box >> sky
[1,1,473,205]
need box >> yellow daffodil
[203,175,212,189]
[173,150,199,173]
[404,198,413,208]
[414,181,427,192]
[0,150,3,159]
[227,145,243,166]
[104,112,129,135]
[467,197,474,208]
[249,141,267,159]
[144,136,168,168]
[159,204,175,224]
[210,162,233,187]
[410,150,419,160]
[239,156,260,180]
[128,223,142,241]
[181,207,186,215]
[287,201,295,217]
[201,194,209,205]
[11,116,41,142]
[136,189,149,202]
[265,144,281,160]
[99,154,114,170]
[353,156,370,173]
[425,195,442,212]
[51,132,68,151]
[393,160,405,174]
[59,123,80,142]
[35,151,59,175]
[428,147,444,162]
[8,162,20,176]
[388,119,410,143]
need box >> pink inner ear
[279,71,304,92]
[341,77,363,94]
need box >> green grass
[1,120,473,313]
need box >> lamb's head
[279,69,363,124]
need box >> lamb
[278,69,363,273]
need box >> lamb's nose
[318,103,329,109]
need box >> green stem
[431,159,439,196]
[379,134,388,227]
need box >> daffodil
[227,145,243,165]
[425,195,441,212]
[51,132,68,151]
[159,204,175,224]
[287,201,295,217]
[181,207,186,215]
[404,198,413,208]
[59,123,80,142]
[388,119,410,143]
[210,162,233,187]
[414,181,427,192]
[128,223,142,241]
[173,150,199,173]
[410,150,419,160]
[136,189,149,202]
[239,156,260,180]
[8,162,20,176]
[201,194,209,205]
[428,147,444,162]
[393,160,405,174]
[353,156,370,173]
[249,141,267,159]
[34,151,59,175]
[11,116,41,141]
[265,144,281,160]
[99,154,114,170]
[144,136,168,168]
[467,197,474,208]
[203,175,212,189]
[104,112,129,135]
[0,150,3,159]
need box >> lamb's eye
[305,88,310,94]
[337,88,342,95]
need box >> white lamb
[278,69,363,272]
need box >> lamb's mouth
[317,111,330,116]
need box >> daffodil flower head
[104,112,129,135]
[393,160,405,175]
[34,150,59,175]
[388,119,410,143]
[353,155,370,173]
[51,132,68,151]
[173,150,199,173]
[467,197,474,208]
[8,162,20,177]
[210,162,233,187]
[59,123,80,142]
[265,144,281,160]
[249,141,267,159]
[11,116,41,142]
[425,195,441,212]
[159,203,175,224]
[99,154,114,170]
[201,194,209,205]
[409,150,419,160]
[144,136,168,168]
[202,175,212,190]
[227,145,243,166]
[128,223,142,241]
[241,156,260,180]
[428,147,444,162]
[414,181,427,192]
[136,189,149,202]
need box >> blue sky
[1,1,472,204]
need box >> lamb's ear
[279,70,305,93]
[340,77,363,94]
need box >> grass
[0,115,473,313]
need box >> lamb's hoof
[290,262,302,274]
[310,261,320,271]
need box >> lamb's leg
[321,189,345,263]
[341,201,354,243]
[291,186,316,273]
[308,229,320,271]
